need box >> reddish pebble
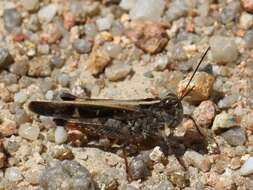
[0,119,17,137]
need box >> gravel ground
[0,0,253,189]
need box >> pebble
[0,48,13,70]
[57,73,71,87]
[54,127,68,144]
[73,39,92,54]
[3,9,22,32]
[149,146,165,163]
[211,112,237,131]
[14,91,28,104]
[177,72,215,102]
[26,14,40,32]
[130,0,165,21]
[96,15,114,31]
[183,150,211,172]
[5,167,23,182]
[241,112,253,131]
[37,44,50,55]
[165,0,188,22]
[220,1,240,24]
[49,145,74,160]
[239,12,253,29]
[210,36,238,64]
[240,157,253,176]
[244,29,253,48]
[45,90,54,100]
[221,127,246,146]
[153,55,170,71]
[40,160,95,190]
[241,0,253,13]
[94,173,118,190]
[218,95,238,109]
[120,184,138,190]
[154,181,174,190]
[0,153,6,168]
[28,56,52,77]
[24,165,44,185]
[38,4,58,23]
[21,0,40,12]
[103,42,122,58]
[50,56,65,68]
[129,156,150,180]
[105,61,132,81]
[18,123,40,141]
[193,100,216,128]
[120,0,137,10]
[9,60,29,76]
[0,119,17,137]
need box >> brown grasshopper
[29,47,212,181]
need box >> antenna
[179,46,210,101]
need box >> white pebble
[5,167,23,182]
[38,4,58,23]
[130,0,165,21]
[14,91,28,104]
[240,12,253,30]
[21,0,39,11]
[120,0,137,10]
[240,157,253,176]
[18,123,40,141]
[54,127,68,144]
[96,15,114,31]
[45,90,54,100]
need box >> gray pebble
[57,73,71,87]
[3,9,22,32]
[220,1,240,24]
[165,0,187,22]
[73,39,92,54]
[50,56,65,68]
[14,91,28,104]
[40,160,95,190]
[26,14,40,32]
[129,156,150,180]
[210,36,238,64]
[244,30,253,48]
[0,48,13,70]
[221,127,246,146]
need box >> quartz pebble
[73,39,92,54]
[5,167,23,182]
[240,157,253,176]
[177,72,214,102]
[210,36,238,64]
[103,42,122,58]
[96,15,114,31]
[14,91,28,104]
[21,0,40,12]
[183,150,211,172]
[39,160,95,190]
[18,123,40,141]
[130,0,165,21]
[221,127,246,146]
[3,9,22,32]
[54,127,68,144]
[105,61,132,81]
[193,100,216,128]
[239,12,253,29]
[212,112,237,131]
[38,4,58,23]
[24,165,44,185]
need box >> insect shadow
[29,47,218,182]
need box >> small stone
[153,55,170,71]
[73,39,92,54]
[94,173,118,190]
[129,156,150,180]
[89,45,112,75]
[177,72,215,102]
[18,123,40,141]
[26,14,40,32]
[220,1,240,24]
[40,160,95,190]
[193,100,216,128]
[241,112,253,131]
[54,127,68,144]
[45,90,54,100]
[38,4,58,23]
[218,95,238,109]
[183,150,211,172]
[130,0,165,21]
[154,181,174,190]
[165,0,188,22]
[211,112,237,131]
[57,73,71,87]
[14,91,28,104]
[9,60,29,76]
[0,48,14,70]
[96,15,114,31]
[105,61,132,81]
[239,12,253,29]
[149,146,165,163]
[210,36,238,64]
[50,56,65,68]
[244,29,253,48]
[241,0,253,13]
[240,157,253,176]
[28,56,52,77]
[103,42,122,58]
[120,0,137,10]
[3,9,22,32]
[41,23,62,43]
[221,127,246,146]
[120,184,138,190]
[21,0,40,12]
[24,165,44,185]
[0,119,17,137]
[5,167,23,182]
[37,44,50,55]
[49,145,74,160]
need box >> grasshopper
[29,47,212,181]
